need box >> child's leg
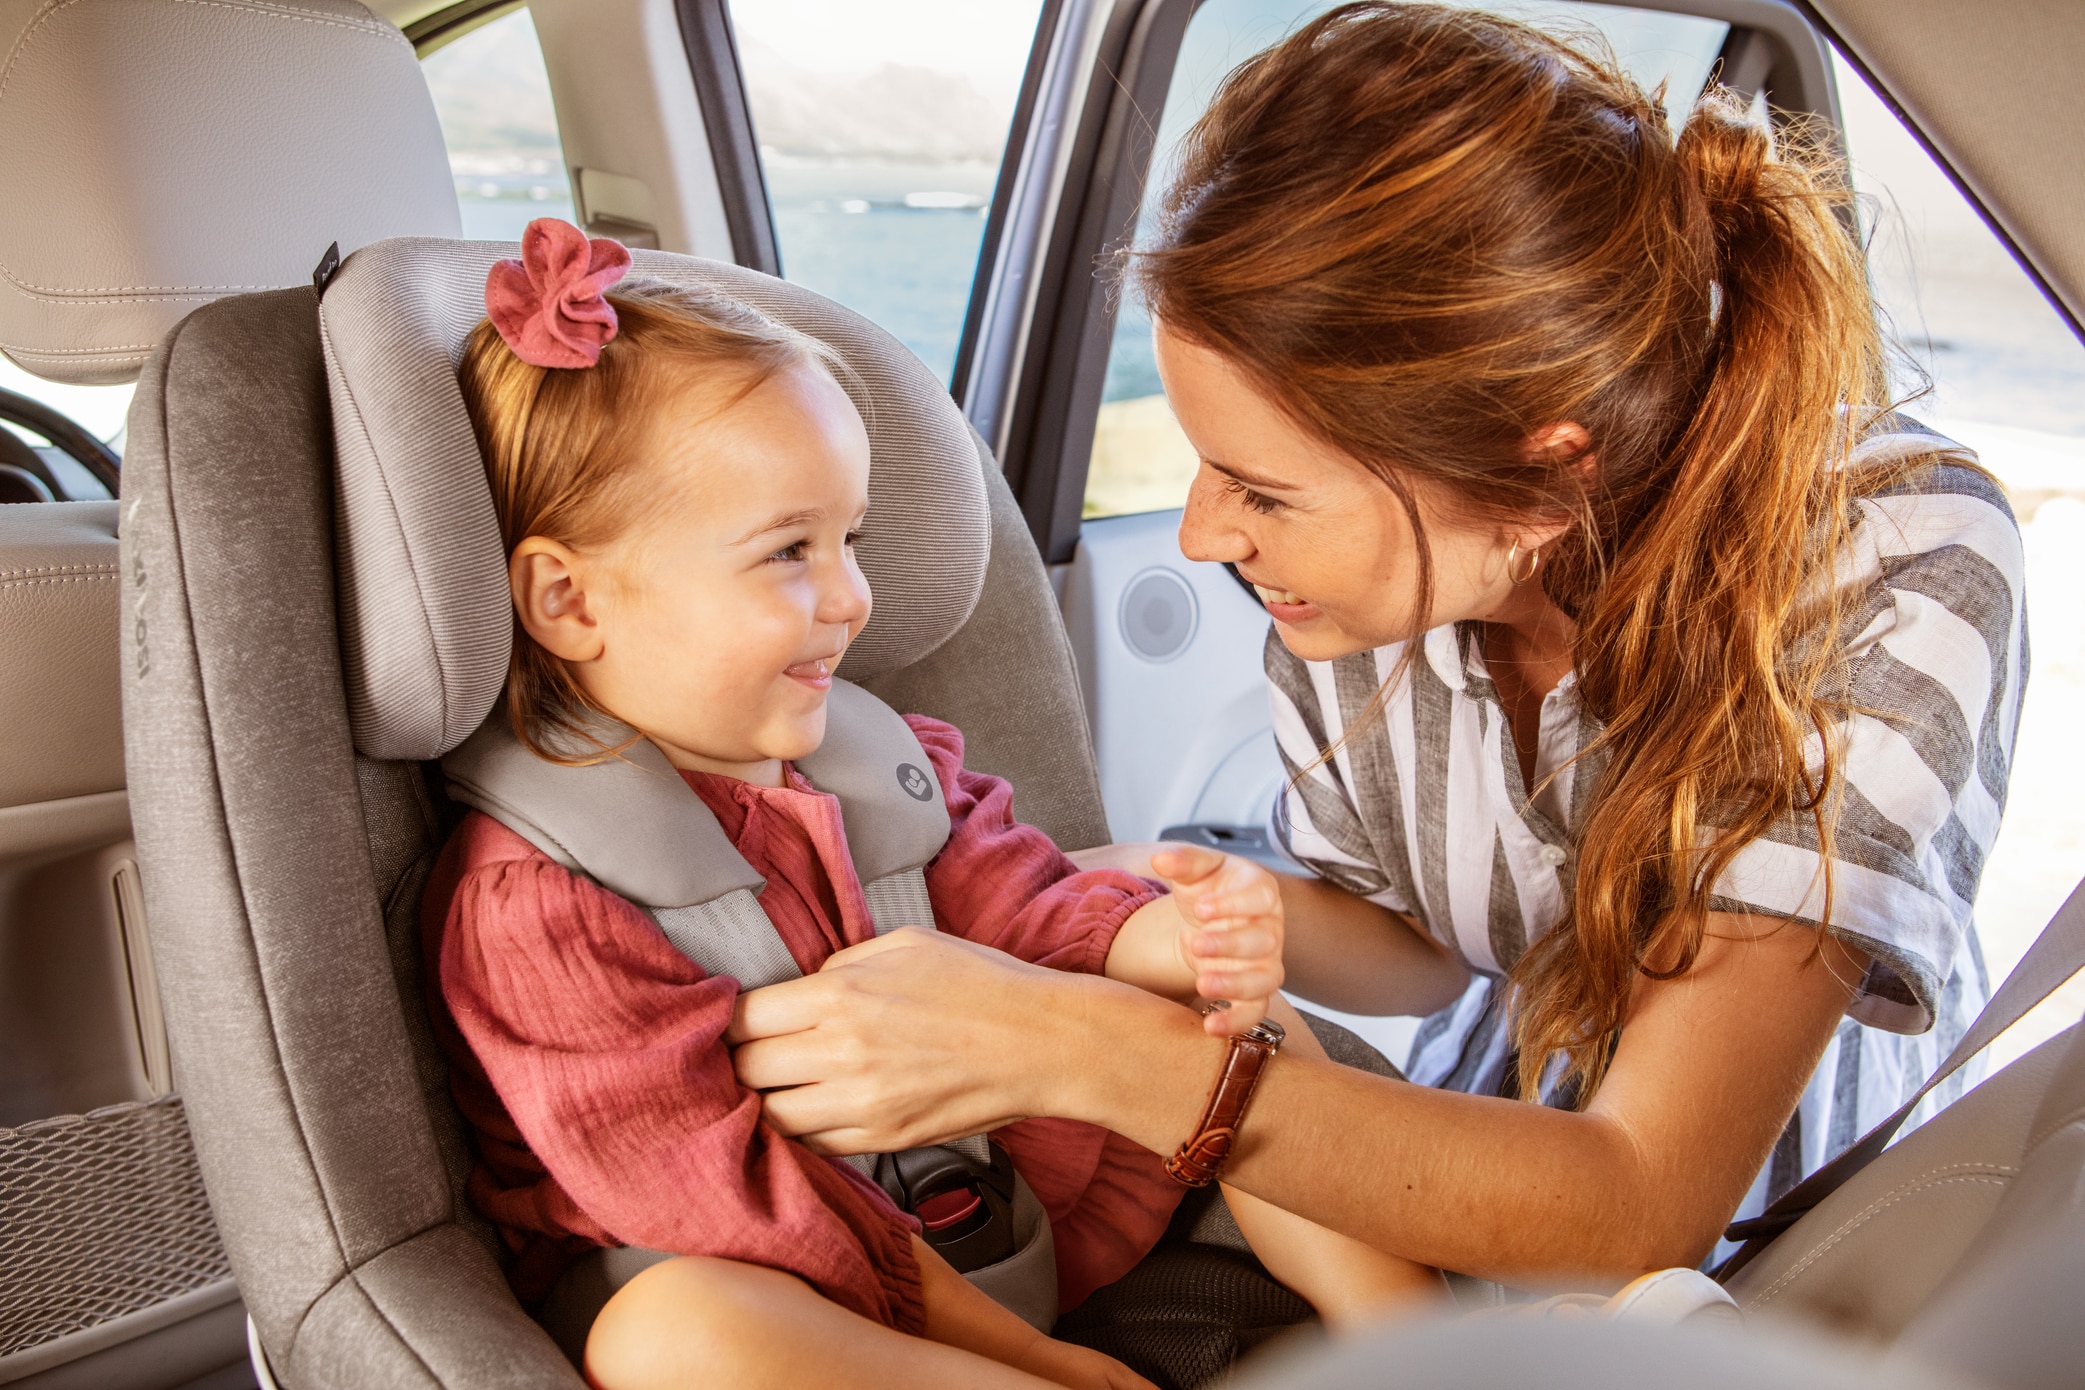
[585,1248,1153,1390]
[1217,998,1447,1328]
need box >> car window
[1839,54,2085,1069]
[422,7,574,240]
[1086,0,1730,519]
[729,0,1045,384]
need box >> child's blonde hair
[457,278,840,762]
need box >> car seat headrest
[0,0,457,385]
[322,237,990,762]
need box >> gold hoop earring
[1505,541,1541,585]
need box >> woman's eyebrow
[732,506,823,545]
[1204,457,1298,492]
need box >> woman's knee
[583,1255,808,1389]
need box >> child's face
[510,360,874,783]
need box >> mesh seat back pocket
[0,1093,230,1359]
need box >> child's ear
[510,538,605,662]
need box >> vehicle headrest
[0,0,457,385]
[322,237,991,761]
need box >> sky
[728,0,1044,95]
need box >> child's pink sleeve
[905,715,1163,973]
[438,852,925,1334]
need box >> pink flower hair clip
[484,218,633,369]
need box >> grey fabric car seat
[118,249,1112,1389]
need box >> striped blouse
[1266,429,2028,1229]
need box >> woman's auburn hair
[456,278,836,764]
[1137,2,1899,1103]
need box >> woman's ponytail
[1509,90,1891,1103]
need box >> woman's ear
[1526,421,1594,472]
[510,538,606,662]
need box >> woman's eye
[767,540,809,563]
[843,528,863,548]
[1221,474,1282,515]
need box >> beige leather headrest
[0,0,460,385]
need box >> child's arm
[1103,844,1285,1035]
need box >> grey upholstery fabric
[863,431,1111,852]
[442,714,765,907]
[121,287,575,1388]
[320,238,989,761]
[0,0,456,385]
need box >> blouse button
[1538,844,1568,868]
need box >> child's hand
[1148,845,1285,1036]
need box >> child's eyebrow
[732,507,824,545]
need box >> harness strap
[1717,874,2085,1280]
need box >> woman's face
[1161,326,1554,662]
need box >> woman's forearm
[1046,991,1675,1285]
[1274,872,1469,1017]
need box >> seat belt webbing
[1717,874,2085,1280]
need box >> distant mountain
[422,14,1007,167]
[740,40,1010,161]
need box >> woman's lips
[1251,582,1322,623]
[785,657,835,690]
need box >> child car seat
[0,1,1121,1385]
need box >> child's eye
[767,540,809,564]
[843,528,863,547]
[1220,474,1282,515]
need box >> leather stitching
[2,340,163,353]
[0,571,117,588]
[0,0,410,299]
[1749,1165,2019,1306]
[0,562,118,579]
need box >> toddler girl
[424,220,1430,1390]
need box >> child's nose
[819,561,873,627]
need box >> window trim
[676,0,782,276]
[404,0,523,57]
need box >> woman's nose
[1179,469,1251,564]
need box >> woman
[732,0,2021,1324]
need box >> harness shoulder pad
[796,680,952,883]
[441,714,763,909]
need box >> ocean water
[457,157,994,387]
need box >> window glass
[730,0,1045,383]
[1840,55,2085,1068]
[422,8,574,240]
[1086,0,1730,519]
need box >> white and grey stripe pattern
[1267,432,2025,1215]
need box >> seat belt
[1716,874,2085,1281]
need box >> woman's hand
[1148,845,1285,1035]
[728,929,1095,1153]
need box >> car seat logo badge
[897,763,934,802]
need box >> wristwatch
[1164,1018,1286,1187]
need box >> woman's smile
[1245,577,1323,624]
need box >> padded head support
[0,0,457,385]
[322,237,990,761]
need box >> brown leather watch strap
[1165,1019,1286,1187]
